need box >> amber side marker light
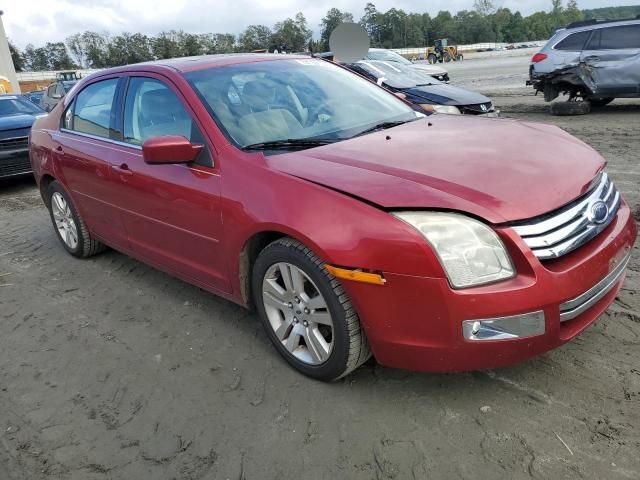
[325,265,386,285]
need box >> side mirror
[142,135,203,165]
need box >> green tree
[270,12,311,52]
[238,25,272,52]
[8,41,23,72]
[320,8,354,50]
[474,0,496,16]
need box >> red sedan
[29,55,636,381]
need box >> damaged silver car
[528,17,640,115]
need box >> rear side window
[600,25,640,49]
[71,79,118,138]
[554,31,590,51]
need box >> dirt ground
[1,60,639,479]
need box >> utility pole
[0,10,21,93]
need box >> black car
[23,90,44,106]
[0,95,46,178]
[343,60,497,115]
[40,80,77,112]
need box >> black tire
[252,237,371,381]
[456,54,464,61]
[443,52,452,63]
[47,181,106,258]
[589,97,614,107]
[550,100,591,116]
[427,54,437,64]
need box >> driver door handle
[112,163,133,175]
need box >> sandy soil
[1,63,639,479]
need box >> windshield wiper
[242,138,336,151]
[351,119,416,138]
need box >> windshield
[186,58,417,149]
[62,81,77,93]
[366,50,413,65]
[353,61,443,89]
[0,96,44,116]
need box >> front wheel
[427,54,437,64]
[252,238,371,381]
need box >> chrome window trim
[559,252,631,322]
[511,173,620,260]
[60,128,142,150]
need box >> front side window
[600,25,640,49]
[71,78,118,138]
[123,77,212,166]
[186,59,417,150]
[554,31,590,51]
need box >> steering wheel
[306,103,333,127]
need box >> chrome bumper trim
[559,252,631,322]
[462,311,546,341]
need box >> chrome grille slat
[511,173,620,260]
[559,252,630,322]
[0,136,29,152]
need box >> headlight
[393,212,515,288]
[419,104,461,115]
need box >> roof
[127,53,311,73]
[566,16,640,30]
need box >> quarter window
[554,31,590,51]
[70,78,118,138]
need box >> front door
[108,75,229,293]
[580,24,640,96]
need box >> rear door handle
[112,163,133,175]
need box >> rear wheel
[47,181,106,258]
[443,52,453,62]
[252,238,371,381]
[550,99,591,116]
[427,54,437,64]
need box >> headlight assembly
[393,212,515,288]
[419,104,461,115]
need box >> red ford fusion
[29,55,636,381]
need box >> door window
[123,77,211,166]
[70,78,118,138]
[600,25,640,50]
[554,31,590,51]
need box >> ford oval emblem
[588,200,609,224]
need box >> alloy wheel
[51,192,79,250]
[262,262,334,365]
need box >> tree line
[9,1,639,72]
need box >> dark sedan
[0,94,46,178]
[344,60,497,116]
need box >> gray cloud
[4,0,631,48]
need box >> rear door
[55,76,129,250]
[580,24,640,95]
[108,74,228,293]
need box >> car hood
[267,116,605,223]
[402,84,490,106]
[412,64,447,75]
[0,114,38,131]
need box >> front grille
[461,102,494,115]
[0,154,32,178]
[559,251,630,322]
[0,136,29,152]
[511,173,620,260]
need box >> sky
[3,0,635,48]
